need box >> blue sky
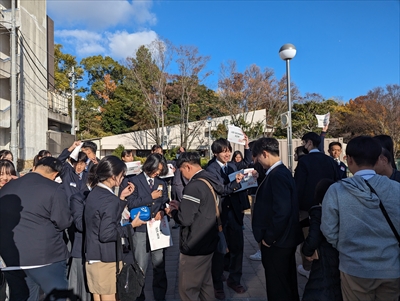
[47,0,399,102]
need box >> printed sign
[227,125,245,145]
[315,113,330,128]
[125,161,142,175]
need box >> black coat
[301,206,342,301]
[294,151,340,211]
[252,164,303,248]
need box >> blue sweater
[321,174,400,279]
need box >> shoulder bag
[364,179,400,248]
[197,178,229,254]
[116,225,145,301]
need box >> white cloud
[47,0,156,30]
[55,29,158,59]
[107,30,158,59]
[55,29,107,57]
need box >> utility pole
[10,0,18,167]
[68,67,81,137]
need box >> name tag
[70,182,77,187]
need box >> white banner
[227,125,245,145]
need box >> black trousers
[212,209,244,290]
[261,244,299,301]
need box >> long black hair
[89,156,127,186]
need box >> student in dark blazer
[126,153,169,301]
[206,138,250,299]
[84,156,145,300]
[69,189,91,301]
[0,157,72,301]
[295,132,340,212]
[328,142,347,179]
[58,141,89,200]
[251,137,303,301]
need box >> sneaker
[297,264,310,279]
[249,250,261,261]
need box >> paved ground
[142,213,308,301]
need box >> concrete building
[0,0,73,169]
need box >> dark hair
[373,135,396,170]
[232,151,243,161]
[142,153,168,176]
[70,152,88,164]
[176,152,201,168]
[380,147,393,165]
[346,136,381,167]
[88,156,127,186]
[328,141,342,150]
[0,159,17,177]
[211,138,232,154]
[35,157,63,173]
[313,179,335,206]
[0,150,13,161]
[302,132,321,148]
[294,146,307,161]
[33,150,52,167]
[121,150,133,158]
[82,141,97,153]
[252,137,280,157]
[151,145,163,153]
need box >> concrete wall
[18,0,48,163]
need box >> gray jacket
[321,174,400,279]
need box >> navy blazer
[0,173,72,267]
[206,160,249,226]
[70,189,90,258]
[84,186,132,262]
[126,172,169,232]
[58,148,88,200]
[252,164,303,248]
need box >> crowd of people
[0,131,399,301]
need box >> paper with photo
[228,168,258,192]
[227,125,246,145]
[159,163,175,178]
[315,113,330,128]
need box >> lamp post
[207,117,212,159]
[279,43,296,172]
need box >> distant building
[97,109,269,158]
[0,1,74,169]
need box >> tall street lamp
[207,117,212,159]
[279,43,296,172]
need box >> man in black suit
[328,141,347,179]
[127,153,169,301]
[206,138,249,299]
[251,137,303,301]
[294,132,340,277]
[295,132,340,212]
